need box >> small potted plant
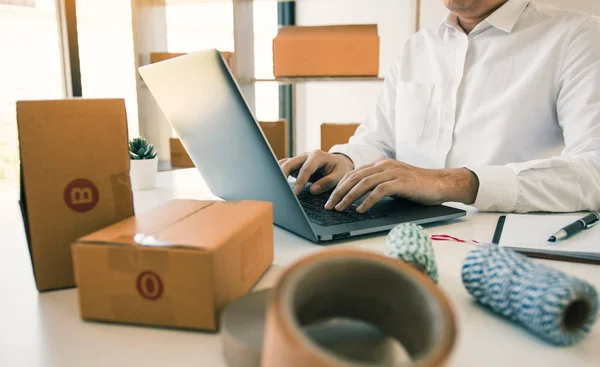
[129,137,158,190]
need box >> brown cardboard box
[72,199,273,331]
[169,120,288,167]
[150,51,233,69]
[169,137,195,168]
[273,25,379,77]
[17,99,134,291]
[259,120,288,160]
[321,123,360,152]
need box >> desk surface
[1,169,599,367]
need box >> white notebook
[497,214,600,262]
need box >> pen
[547,212,600,242]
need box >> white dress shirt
[330,0,600,213]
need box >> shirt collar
[439,0,530,35]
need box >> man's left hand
[324,158,480,213]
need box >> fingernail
[312,184,321,193]
[335,202,344,211]
[325,200,332,209]
[357,205,364,213]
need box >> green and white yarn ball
[385,223,438,283]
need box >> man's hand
[279,150,355,195]
[325,158,479,213]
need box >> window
[0,0,65,193]
[76,0,139,137]
[253,0,279,122]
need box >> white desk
[1,169,599,367]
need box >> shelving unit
[135,0,420,161]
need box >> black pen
[548,212,600,242]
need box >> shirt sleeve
[470,17,600,213]
[328,62,398,168]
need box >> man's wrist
[332,153,355,170]
[438,168,480,204]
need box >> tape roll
[222,290,412,367]
[261,249,456,367]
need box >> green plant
[128,137,157,160]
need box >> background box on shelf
[17,99,134,291]
[150,51,233,69]
[321,123,360,152]
[259,120,288,161]
[169,138,195,168]
[169,120,288,167]
[273,24,379,77]
[72,199,274,331]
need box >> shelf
[237,76,385,84]
[139,0,297,6]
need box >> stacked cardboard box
[150,51,233,69]
[170,120,288,167]
[321,123,360,152]
[273,24,379,77]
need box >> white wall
[296,0,600,155]
[295,0,417,154]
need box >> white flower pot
[130,158,158,190]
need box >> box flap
[78,200,215,247]
[77,200,272,251]
[276,24,378,38]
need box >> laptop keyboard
[297,190,386,227]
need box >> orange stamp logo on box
[136,271,164,301]
[63,179,100,213]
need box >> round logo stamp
[136,271,164,301]
[63,179,99,213]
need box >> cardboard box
[273,25,379,77]
[321,123,360,152]
[150,51,233,69]
[259,120,288,160]
[169,137,195,168]
[169,120,288,167]
[72,199,274,331]
[17,99,134,291]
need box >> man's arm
[328,61,399,168]
[469,17,600,213]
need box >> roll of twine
[462,244,599,346]
[385,223,439,283]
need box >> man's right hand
[279,150,355,196]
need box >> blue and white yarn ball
[462,245,598,346]
[385,223,438,283]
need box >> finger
[311,173,340,195]
[335,172,394,211]
[336,161,376,189]
[294,154,326,195]
[357,182,395,213]
[278,158,289,166]
[280,154,307,178]
[325,165,384,210]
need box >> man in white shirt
[280,0,600,214]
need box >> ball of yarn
[462,245,599,346]
[385,223,438,283]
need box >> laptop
[138,49,465,243]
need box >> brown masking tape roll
[261,249,457,367]
[222,289,410,367]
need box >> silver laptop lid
[138,49,317,242]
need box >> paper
[499,214,600,260]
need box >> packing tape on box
[110,171,135,219]
[222,249,456,367]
